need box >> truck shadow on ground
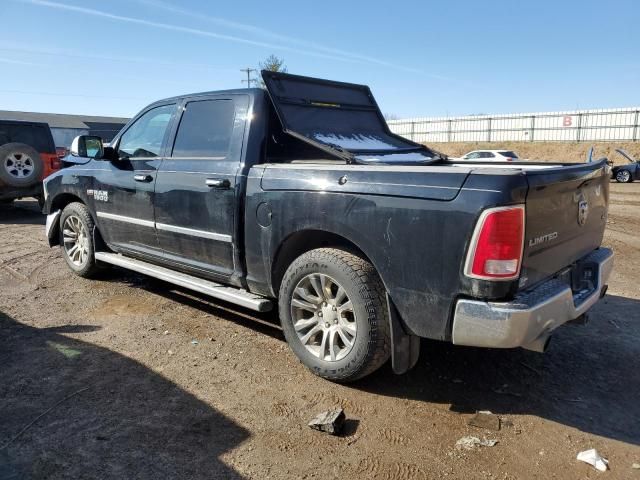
[0,199,45,226]
[0,311,249,479]
[355,293,640,446]
[113,271,640,447]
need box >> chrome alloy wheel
[616,170,631,183]
[4,152,34,179]
[63,215,90,266]
[290,273,357,362]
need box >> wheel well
[271,230,370,295]
[51,193,84,213]
[49,194,107,250]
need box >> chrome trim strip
[452,248,614,349]
[94,252,272,312]
[96,211,155,228]
[155,222,232,243]
[95,212,231,242]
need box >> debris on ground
[632,463,640,469]
[468,411,501,431]
[577,449,609,472]
[308,408,345,435]
[163,330,169,335]
[191,340,199,345]
[455,436,498,450]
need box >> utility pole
[240,68,257,89]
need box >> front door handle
[134,174,153,183]
[206,178,231,189]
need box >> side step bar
[94,252,273,312]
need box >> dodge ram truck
[42,71,614,382]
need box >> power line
[240,68,257,89]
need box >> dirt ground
[429,142,640,165]
[1,182,639,479]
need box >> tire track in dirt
[352,457,427,480]
[604,228,640,250]
[376,427,410,446]
[306,391,375,416]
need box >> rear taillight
[464,205,525,280]
[505,157,513,162]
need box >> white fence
[387,107,640,143]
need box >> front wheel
[616,170,632,183]
[278,248,390,382]
[59,202,100,278]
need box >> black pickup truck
[42,71,613,382]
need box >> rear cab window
[171,99,235,158]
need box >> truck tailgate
[520,160,609,288]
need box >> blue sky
[1,0,638,119]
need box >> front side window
[118,104,175,158]
[172,99,235,158]
[464,152,480,159]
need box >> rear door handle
[206,178,231,189]
[134,174,153,183]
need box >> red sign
[563,116,573,127]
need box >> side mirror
[70,135,104,159]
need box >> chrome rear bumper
[452,248,614,351]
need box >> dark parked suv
[0,120,61,206]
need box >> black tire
[615,170,632,183]
[0,143,44,187]
[59,202,99,278]
[278,248,390,382]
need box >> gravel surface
[1,183,639,479]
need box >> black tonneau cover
[261,70,434,163]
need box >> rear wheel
[59,202,99,278]
[278,248,390,382]
[0,143,43,187]
[616,170,632,183]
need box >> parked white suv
[461,150,520,161]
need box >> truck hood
[615,148,638,164]
[261,70,438,164]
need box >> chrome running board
[94,252,273,312]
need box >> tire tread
[279,248,390,382]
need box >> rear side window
[172,99,235,158]
[499,151,518,158]
[0,123,54,152]
[480,152,495,158]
